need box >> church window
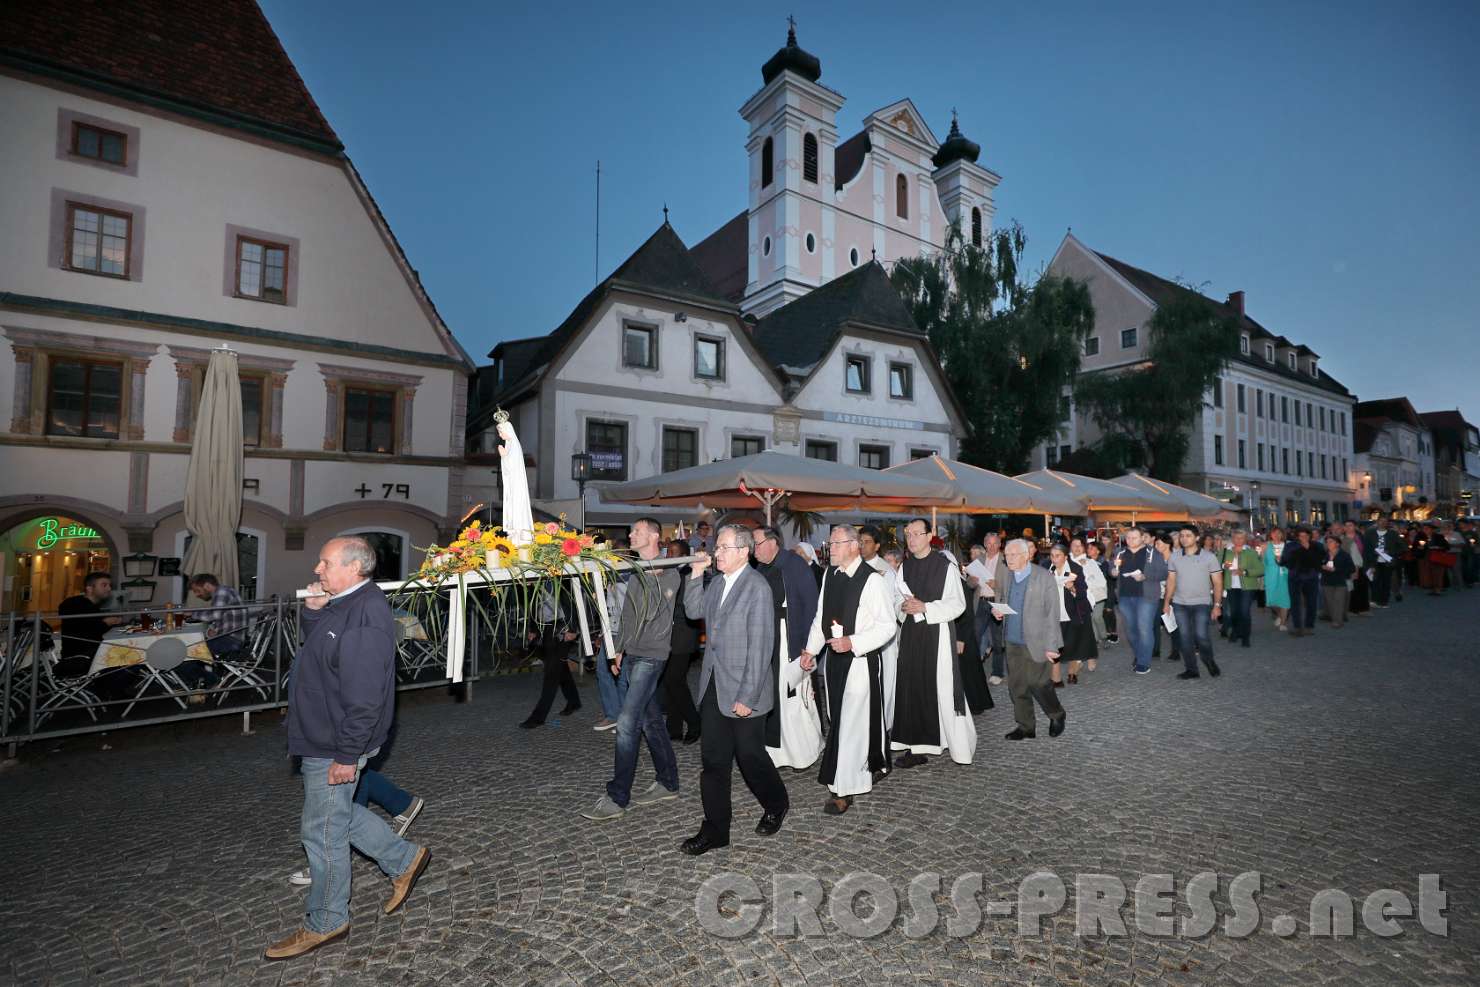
[803,133,818,184]
[895,174,909,219]
[971,207,982,247]
[805,232,816,253]
[762,236,771,258]
[761,137,774,188]
[849,247,859,267]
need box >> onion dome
[761,23,821,85]
[932,112,981,168]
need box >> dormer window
[1240,334,1249,355]
[1265,342,1275,362]
[1287,352,1296,370]
[1309,359,1318,377]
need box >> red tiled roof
[690,210,748,303]
[1,0,340,149]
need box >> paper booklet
[897,579,926,621]
[989,602,1017,616]
[1161,611,1178,633]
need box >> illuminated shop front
[3,515,114,613]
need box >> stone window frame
[168,346,294,447]
[620,320,660,372]
[224,224,301,307]
[56,108,141,177]
[49,188,147,282]
[5,326,155,439]
[318,363,422,455]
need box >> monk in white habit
[891,518,976,769]
[800,524,896,816]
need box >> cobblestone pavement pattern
[2,593,1477,986]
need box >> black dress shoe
[559,703,581,716]
[1051,680,1065,690]
[893,752,928,769]
[756,805,788,835]
[668,728,684,741]
[683,730,701,745]
[1164,652,1179,661]
[680,831,727,856]
[1176,670,1201,680]
[518,718,543,729]
[1048,712,1067,737]
[1204,658,1221,677]
[1004,728,1035,740]
[1241,639,1251,648]
[822,795,853,815]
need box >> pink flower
[544,522,561,535]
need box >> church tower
[738,23,845,318]
[931,112,1000,251]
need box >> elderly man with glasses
[800,524,897,816]
[678,525,790,855]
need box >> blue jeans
[607,654,679,807]
[1120,595,1157,671]
[356,768,414,817]
[1225,589,1255,644]
[299,755,418,933]
[1171,603,1213,674]
[595,644,629,720]
[976,601,1005,676]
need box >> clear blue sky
[261,0,1479,424]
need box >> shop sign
[33,517,102,551]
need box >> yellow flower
[534,532,554,545]
[450,539,468,551]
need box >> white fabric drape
[182,349,243,588]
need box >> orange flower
[560,538,582,557]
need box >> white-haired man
[266,537,429,960]
[996,538,1067,740]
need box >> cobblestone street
[2,592,1477,986]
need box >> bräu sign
[32,517,103,550]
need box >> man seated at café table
[56,571,125,678]
[174,573,248,700]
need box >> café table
[90,627,212,716]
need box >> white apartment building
[0,2,473,610]
[1045,234,1357,526]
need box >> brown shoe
[263,923,348,960]
[383,846,431,914]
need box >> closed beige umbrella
[182,348,243,587]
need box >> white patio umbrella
[182,347,244,587]
[598,450,956,523]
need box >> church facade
[468,28,991,530]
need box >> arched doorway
[2,513,115,613]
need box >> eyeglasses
[827,538,856,547]
[714,543,744,554]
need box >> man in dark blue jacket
[265,536,430,960]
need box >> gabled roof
[475,223,741,420]
[1355,398,1423,430]
[689,210,749,303]
[1354,421,1380,455]
[1,0,341,153]
[1419,410,1472,432]
[752,260,922,374]
[1086,245,1352,398]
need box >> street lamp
[1249,480,1261,531]
[571,452,593,532]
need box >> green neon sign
[34,517,102,551]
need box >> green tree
[1073,287,1241,480]
[892,224,1094,473]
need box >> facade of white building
[1044,233,1358,526]
[0,2,473,611]
[1419,411,1479,517]
[466,28,976,530]
[1353,399,1437,520]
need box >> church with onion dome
[689,22,1002,318]
[467,25,989,533]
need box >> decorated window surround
[167,345,294,446]
[317,363,422,455]
[4,326,155,439]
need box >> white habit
[806,556,896,797]
[892,564,976,763]
[767,593,823,769]
[864,553,904,729]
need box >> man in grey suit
[995,538,1067,740]
[679,524,789,856]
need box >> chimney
[1227,290,1245,316]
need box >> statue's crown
[492,408,510,424]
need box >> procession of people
[262,510,1475,958]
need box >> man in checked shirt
[180,573,249,698]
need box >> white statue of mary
[494,410,535,547]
